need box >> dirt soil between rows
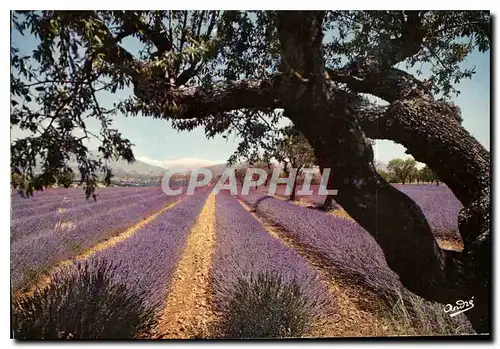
[155,193,217,339]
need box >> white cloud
[136,156,224,170]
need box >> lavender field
[11,8,490,339]
[213,192,331,318]
[11,184,472,338]
[270,183,463,247]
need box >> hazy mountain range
[29,152,389,179]
[30,152,168,178]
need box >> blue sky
[11,21,490,168]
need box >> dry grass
[155,194,217,339]
[328,208,353,220]
[435,237,464,252]
[386,290,474,336]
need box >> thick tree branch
[163,77,283,119]
[274,11,476,316]
[327,65,434,102]
[356,100,488,203]
[156,74,490,327]
[381,10,426,66]
[74,13,141,78]
[356,97,490,332]
[325,11,429,103]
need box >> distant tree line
[379,158,440,185]
[11,171,76,194]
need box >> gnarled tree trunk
[357,97,491,332]
[276,11,490,333]
[127,10,490,333]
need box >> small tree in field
[57,170,76,188]
[235,161,273,190]
[273,127,316,201]
[235,166,248,186]
[378,170,395,183]
[419,166,440,185]
[407,166,420,184]
[388,158,417,185]
[252,161,274,188]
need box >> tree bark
[289,164,301,201]
[276,10,453,299]
[357,99,488,207]
[290,178,298,201]
[125,10,490,333]
[294,108,455,300]
[276,11,491,333]
[317,161,336,210]
[356,97,491,332]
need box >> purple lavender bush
[11,186,155,203]
[393,184,462,240]
[213,192,332,338]
[11,186,160,220]
[11,189,164,241]
[216,272,319,338]
[239,192,474,334]
[12,259,157,339]
[11,187,82,203]
[271,183,462,240]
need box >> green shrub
[12,260,158,339]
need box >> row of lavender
[87,187,211,308]
[11,186,155,209]
[212,192,332,321]
[238,192,402,299]
[10,187,163,215]
[394,184,462,239]
[11,188,183,291]
[12,188,211,340]
[11,188,166,241]
[271,183,462,239]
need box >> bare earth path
[237,198,404,337]
[16,199,182,298]
[155,193,217,339]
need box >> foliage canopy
[11,10,490,197]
